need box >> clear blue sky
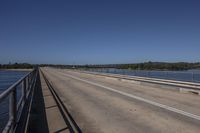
[0,0,200,64]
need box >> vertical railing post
[9,88,17,132]
[22,79,27,105]
[28,75,30,85]
[28,74,32,91]
[29,73,32,84]
[26,77,28,92]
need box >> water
[0,70,28,131]
[88,68,200,83]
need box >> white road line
[59,71,200,121]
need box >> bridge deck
[30,68,200,133]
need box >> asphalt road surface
[41,68,200,133]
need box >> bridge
[1,68,200,133]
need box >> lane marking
[58,71,200,121]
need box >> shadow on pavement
[27,74,49,133]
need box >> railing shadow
[26,73,49,133]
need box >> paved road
[41,68,200,133]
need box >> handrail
[0,69,38,133]
[0,71,31,101]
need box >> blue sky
[0,0,200,64]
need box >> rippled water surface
[0,70,28,131]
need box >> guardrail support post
[9,88,17,132]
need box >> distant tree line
[0,63,34,69]
[40,62,200,71]
[1,62,200,71]
[114,62,200,71]
[74,62,200,71]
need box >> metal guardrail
[78,70,200,91]
[87,69,200,83]
[0,69,38,133]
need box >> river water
[88,69,200,83]
[0,70,28,131]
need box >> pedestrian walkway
[27,71,69,133]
